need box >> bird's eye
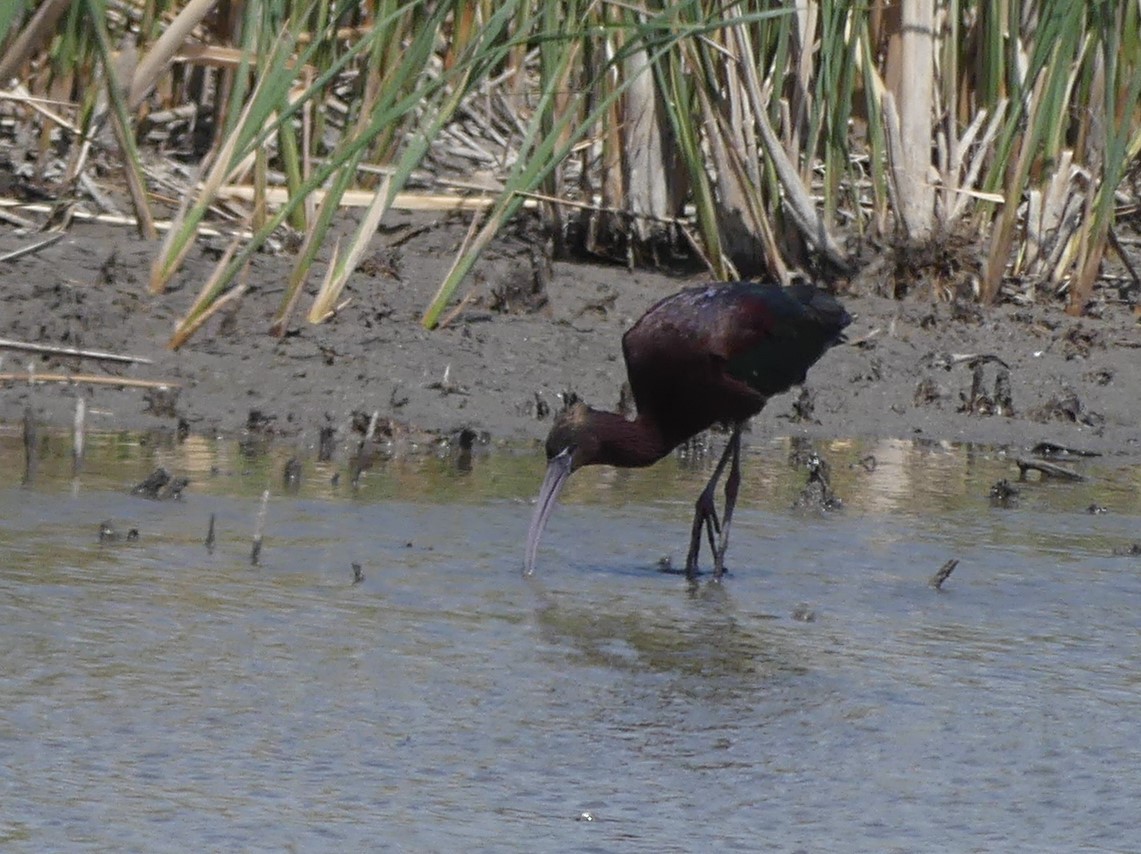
[548,444,574,462]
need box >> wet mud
[2,217,1139,461]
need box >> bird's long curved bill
[524,452,572,575]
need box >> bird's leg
[712,426,742,580]
[685,431,737,580]
[685,491,718,580]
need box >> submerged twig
[205,512,216,553]
[251,489,270,566]
[930,559,959,590]
[1016,459,1085,481]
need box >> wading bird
[524,281,850,581]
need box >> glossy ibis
[524,281,851,580]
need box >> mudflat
[2,217,1139,460]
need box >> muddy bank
[2,218,1139,461]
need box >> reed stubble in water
[251,490,269,566]
[22,406,37,485]
[72,395,85,475]
[931,559,959,591]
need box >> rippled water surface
[1,433,1139,851]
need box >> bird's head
[542,401,600,472]
[524,401,599,575]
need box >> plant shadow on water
[1,431,1139,850]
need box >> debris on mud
[786,387,817,424]
[1060,325,1104,360]
[913,376,945,406]
[960,361,1014,416]
[143,386,180,418]
[1027,391,1104,428]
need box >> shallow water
[1,432,1139,851]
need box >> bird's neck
[587,410,672,469]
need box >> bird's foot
[684,546,700,580]
[685,505,721,580]
[711,527,734,580]
[711,550,727,581]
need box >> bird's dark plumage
[525,280,850,579]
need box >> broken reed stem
[931,559,959,591]
[1015,458,1084,481]
[0,373,179,389]
[0,233,64,262]
[0,198,247,238]
[72,395,85,474]
[205,512,216,553]
[0,335,154,364]
[250,489,269,566]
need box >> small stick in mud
[993,367,1014,416]
[251,490,270,566]
[0,233,65,263]
[205,513,216,553]
[72,396,86,475]
[22,406,37,485]
[318,424,336,461]
[0,372,181,390]
[0,333,154,365]
[931,559,959,590]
